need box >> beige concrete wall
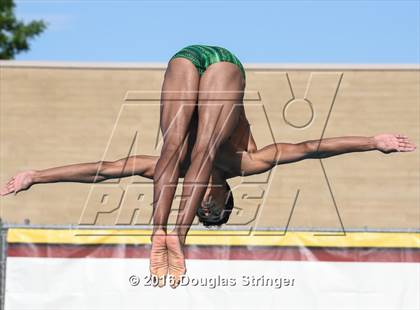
[0,63,418,230]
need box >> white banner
[5,257,420,310]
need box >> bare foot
[374,134,416,154]
[0,170,36,196]
[166,232,186,289]
[149,229,168,287]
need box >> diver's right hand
[0,170,36,196]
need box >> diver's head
[196,181,234,227]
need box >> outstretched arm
[237,134,416,176]
[0,155,158,196]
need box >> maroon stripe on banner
[7,244,420,262]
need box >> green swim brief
[169,44,246,80]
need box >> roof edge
[1,60,419,70]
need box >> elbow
[300,140,318,158]
[96,161,118,180]
[144,158,157,179]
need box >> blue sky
[15,0,420,63]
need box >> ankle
[168,229,186,245]
[153,225,167,233]
[151,227,167,240]
[179,234,186,245]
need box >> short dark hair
[196,182,234,227]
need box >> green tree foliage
[0,0,47,59]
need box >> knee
[161,135,187,162]
[191,140,218,163]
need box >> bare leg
[152,58,200,232]
[176,63,245,237]
[150,58,199,285]
[167,62,245,287]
